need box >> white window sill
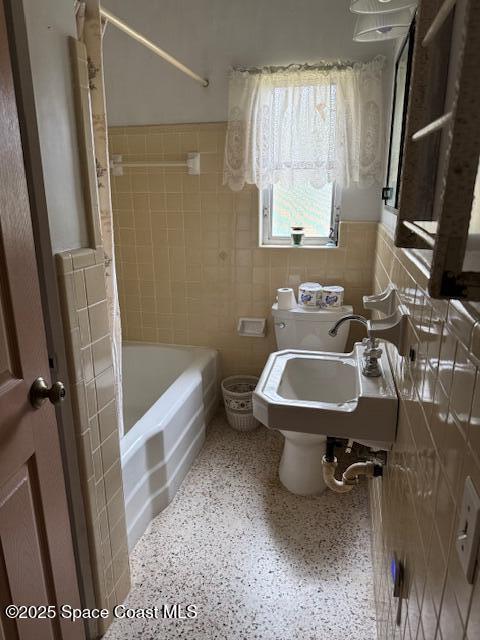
[258,243,338,249]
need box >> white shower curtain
[80,0,124,435]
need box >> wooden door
[0,2,85,639]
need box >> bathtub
[121,342,219,549]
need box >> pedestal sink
[253,343,398,450]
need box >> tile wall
[56,248,130,635]
[109,122,377,376]
[370,224,480,639]
[107,121,480,638]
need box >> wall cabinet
[394,0,480,300]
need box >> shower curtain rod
[100,7,209,87]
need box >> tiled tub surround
[371,225,480,639]
[108,122,377,377]
[56,249,130,633]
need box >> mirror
[384,22,415,211]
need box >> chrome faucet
[329,314,368,337]
[329,314,383,378]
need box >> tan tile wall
[109,122,377,376]
[56,248,130,635]
[370,224,480,639]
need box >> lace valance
[223,57,386,191]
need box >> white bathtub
[121,342,219,549]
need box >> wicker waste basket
[221,375,260,431]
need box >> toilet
[272,302,353,496]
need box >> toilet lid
[271,303,353,321]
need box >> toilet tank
[272,303,354,352]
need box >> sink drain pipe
[322,438,383,494]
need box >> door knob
[29,377,66,409]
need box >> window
[254,80,339,247]
[260,181,337,246]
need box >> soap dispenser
[363,286,410,357]
[363,284,397,316]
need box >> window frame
[259,181,339,247]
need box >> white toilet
[272,303,352,496]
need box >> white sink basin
[253,343,398,450]
[277,357,358,404]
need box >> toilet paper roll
[298,282,323,308]
[277,287,296,310]
[321,286,344,307]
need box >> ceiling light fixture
[353,8,414,41]
[350,0,417,14]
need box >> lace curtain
[223,57,385,191]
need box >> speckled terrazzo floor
[105,412,376,640]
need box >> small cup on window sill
[291,226,305,246]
